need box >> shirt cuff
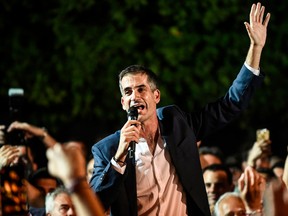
[111,158,126,174]
[244,62,260,76]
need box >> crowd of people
[1,2,288,216]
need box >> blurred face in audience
[255,155,270,169]
[217,195,246,216]
[47,192,76,216]
[35,178,58,195]
[229,166,243,187]
[86,158,94,182]
[204,170,233,206]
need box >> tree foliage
[1,0,287,156]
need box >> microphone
[127,106,138,159]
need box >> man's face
[86,158,94,182]
[203,170,233,206]
[217,196,246,216]
[120,73,160,123]
[35,178,57,195]
[49,193,76,216]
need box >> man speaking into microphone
[90,3,270,216]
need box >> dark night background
[1,0,288,163]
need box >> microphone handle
[129,140,136,159]
[128,114,137,160]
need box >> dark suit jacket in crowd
[90,65,264,216]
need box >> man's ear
[154,89,161,104]
[121,97,126,111]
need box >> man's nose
[67,207,76,216]
[130,90,140,101]
[131,90,137,99]
[208,184,216,193]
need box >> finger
[0,145,9,151]
[2,146,18,156]
[263,13,271,27]
[238,173,245,191]
[123,123,140,136]
[5,149,20,159]
[259,6,265,23]
[244,22,252,37]
[7,154,19,164]
[250,4,256,23]
[9,122,30,132]
[244,168,250,190]
[245,166,256,188]
[123,131,140,143]
[7,121,19,132]
[254,2,261,23]
[123,119,139,128]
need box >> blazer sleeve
[190,64,264,141]
[89,131,128,210]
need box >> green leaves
[0,0,287,149]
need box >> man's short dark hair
[198,146,224,163]
[202,164,233,185]
[29,167,62,187]
[118,65,159,94]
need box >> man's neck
[140,118,159,154]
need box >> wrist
[246,203,262,214]
[247,158,256,168]
[113,156,126,167]
[246,209,262,216]
[37,127,48,140]
[64,176,88,193]
[250,43,264,51]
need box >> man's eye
[138,87,145,93]
[59,205,70,213]
[124,90,131,95]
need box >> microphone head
[127,106,138,120]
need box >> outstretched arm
[7,121,57,148]
[47,143,105,216]
[245,2,271,69]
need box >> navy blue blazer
[90,65,264,216]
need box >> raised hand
[238,166,265,213]
[244,2,271,48]
[0,145,19,169]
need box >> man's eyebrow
[60,204,70,208]
[136,84,146,89]
[123,84,146,92]
[123,86,132,92]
